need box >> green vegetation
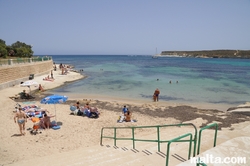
[161,50,250,59]
[0,39,34,59]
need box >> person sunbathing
[43,75,54,81]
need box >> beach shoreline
[1,66,250,165]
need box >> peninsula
[161,49,250,59]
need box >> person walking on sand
[154,88,160,102]
[14,107,27,135]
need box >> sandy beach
[1,67,250,166]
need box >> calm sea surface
[49,55,250,108]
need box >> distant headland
[161,50,250,59]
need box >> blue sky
[1,0,250,55]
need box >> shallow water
[50,55,250,108]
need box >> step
[7,125,224,166]
[177,136,250,166]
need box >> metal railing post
[114,128,117,146]
[132,127,135,149]
[197,123,218,155]
[157,126,160,152]
[165,133,192,166]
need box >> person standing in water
[154,88,160,102]
[14,107,27,135]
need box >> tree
[11,41,33,57]
[0,39,6,45]
[0,39,7,58]
[0,46,7,58]
[6,46,15,56]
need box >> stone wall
[0,60,53,90]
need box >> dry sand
[1,68,250,165]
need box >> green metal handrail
[197,123,218,155]
[196,157,207,166]
[100,123,198,157]
[165,133,193,166]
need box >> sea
[49,55,250,110]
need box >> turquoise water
[50,55,250,107]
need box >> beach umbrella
[20,80,39,94]
[40,94,68,122]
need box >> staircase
[8,123,242,166]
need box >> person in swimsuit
[38,84,44,92]
[125,109,132,122]
[42,113,55,129]
[154,88,160,102]
[14,107,27,135]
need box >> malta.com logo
[190,154,247,165]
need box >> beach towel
[118,115,125,123]
[52,125,60,130]
[117,115,137,123]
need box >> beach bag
[51,120,57,126]
[70,105,76,111]
[77,110,83,116]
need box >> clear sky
[1,0,250,55]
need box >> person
[38,84,44,92]
[51,70,54,79]
[153,94,157,102]
[154,88,160,102]
[89,107,99,118]
[43,75,54,81]
[21,90,30,99]
[75,101,82,115]
[122,105,128,115]
[82,103,90,116]
[41,113,55,129]
[84,102,90,110]
[125,109,132,122]
[14,107,27,135]
[53,63,57,71]
[75,101,80,110]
